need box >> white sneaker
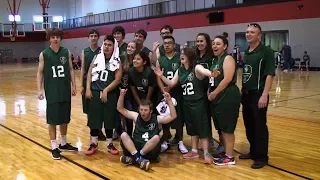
[178,141,188,154]
[160,141,169,152]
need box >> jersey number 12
[52,66,65,78]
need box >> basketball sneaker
[214,154,236,166]
[59,143,78,151]
[107,143,119,155]
[52,148,61,160]
[213,152,225,160]
[136,156,150,171]
[178,141,188,154]
[85,143,98,155]
[183,151,199,159]
[204,153,213,164]
[120,156,133,165]
[160,141,170,152]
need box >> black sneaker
[239,153,251,160]
[52,148,61,160]
[251,161,267,169]
[59,143,78,151]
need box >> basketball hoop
[10,36,16,42]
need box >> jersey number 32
[181,82,194,95]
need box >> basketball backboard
[1,23,26,41]
[33,15,62,31]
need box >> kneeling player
[117,89,177,171]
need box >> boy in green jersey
[80,29,107,140]
[37,28,78,160]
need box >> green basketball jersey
[83,47,100,79]
[209,53,237,91]
[119,42,128,58]
[133,114,160,145]
[178,66,205,101]
[128,66,156,99]
[196,53,214,69]
[91,58,116,91]
[158,54,181,97]
[159,43,181,56]
[43,46,71,104]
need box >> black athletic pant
[241,89,269,162]
[91,129,113,138]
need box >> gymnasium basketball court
[0,0,319,179]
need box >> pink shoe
[85,143,98,155]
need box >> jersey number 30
[182,82,194,95]
[52,66,65,78]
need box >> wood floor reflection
[0,64,319,180]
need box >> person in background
[298,51,310,71]
[281,42,292,72]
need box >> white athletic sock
[61,135,67,146]
[91,136,98,145]
[51,140,57,150]
[140,150,145,156]
[191,149,198,153]
[131,150,138,156]
[106,138,112,146]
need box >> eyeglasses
[248,23,262,31]
[163,41,174,45]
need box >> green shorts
[183,98,210,139]
[211,85,240,133]
[87,90,117,129]
[46,101,71,125]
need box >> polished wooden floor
[0,64,319,180]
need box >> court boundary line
[0,123,110,180]
[210,139,313,180]
[273,93,320,103]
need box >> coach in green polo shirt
[239,23,275,169]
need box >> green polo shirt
[242,43,275,91]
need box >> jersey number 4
[142,132,149,142]
[52,66,65,78]
[181,82,194,95]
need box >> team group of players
[36,23,274,171]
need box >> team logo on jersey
[172,63,179,71]
[187,72,194,81]
[142,79,148,86]
[121,74,128,87]
[148,123,155,131]
[60,57,67,64]
[243,64,252,83]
